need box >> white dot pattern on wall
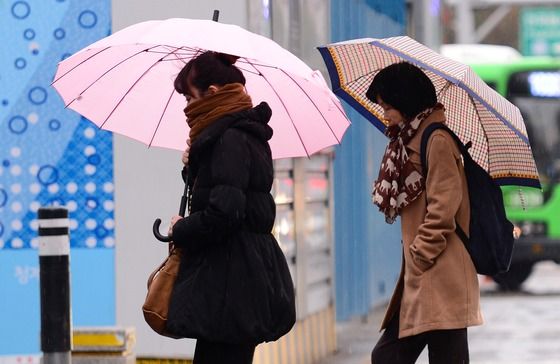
[0,2,114,250]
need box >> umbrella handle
[153,218,172,242]
[153,171,190,243]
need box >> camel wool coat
[380,109,483,338]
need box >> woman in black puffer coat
[167,51,296,364]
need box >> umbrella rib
[100,57,164,129]
[147,49,191,55]
[235,59,294,71]
[331,94,349,117]
[146,46,185,147]
[162,46,204,65]
[436,81,452,99]
[149,47,297,73]
[66,46,159,108]
[439,82,492,172]
[52,46,111,84]
[468,93,492,171]
[342,71,377,93]
[159,45,191,64]
[243,58,310,157]
[459,81,529,143]
[280,69,342,144]
[149,86,177,148]
[234,65,263,76]
[146,44,198,53]
[148,48,198,58]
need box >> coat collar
[187,102,272,178]
[405,108,447,154]
[190,102,272,155]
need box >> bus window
[528,72,560,97]
[508,70,560,98]
[513,96,560,184]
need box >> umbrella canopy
[318,36,540,188]
[52,18,349,159]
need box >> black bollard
[38,207,71,364]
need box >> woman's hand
[181,139,191,167]
[513,225,522,239]
[168,215,183,236]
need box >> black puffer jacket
[167,102,296,344]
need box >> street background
[321,262,560,364]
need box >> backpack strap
[420,123,472,176]
[419,122,471,246]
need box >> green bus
[443,45,560,290]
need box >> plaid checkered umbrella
[318,36,540,188]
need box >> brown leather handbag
[143,169,191,337]
[142,244,182,338]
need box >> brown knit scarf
[372,103,445,223]
[184,83,253,143]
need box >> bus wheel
[492,262,534,291]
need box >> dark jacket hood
[233,101,273,141]
[192,102,273,152]
[187,102,273,179]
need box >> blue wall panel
[330,0,406,321]
[0,0,113,355]
[0,249,115,354]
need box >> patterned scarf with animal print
[372,103,444,223]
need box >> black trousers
[371,314,469,364]
[193,339,256,364]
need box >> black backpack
[420,123,514,276]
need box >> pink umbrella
[51,18,350,159]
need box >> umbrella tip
[212,10,219,22]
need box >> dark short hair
[174,51,246,96]
[366,62,437,120]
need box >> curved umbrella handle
[152,169,190,243]
[153,218,172,242]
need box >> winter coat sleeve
[410,133,463,272]
[172,128,250,248]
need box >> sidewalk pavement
[319,277,495,364]
[318,306,385,364]
[318,272,560,364]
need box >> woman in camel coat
[368,62,482,364]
